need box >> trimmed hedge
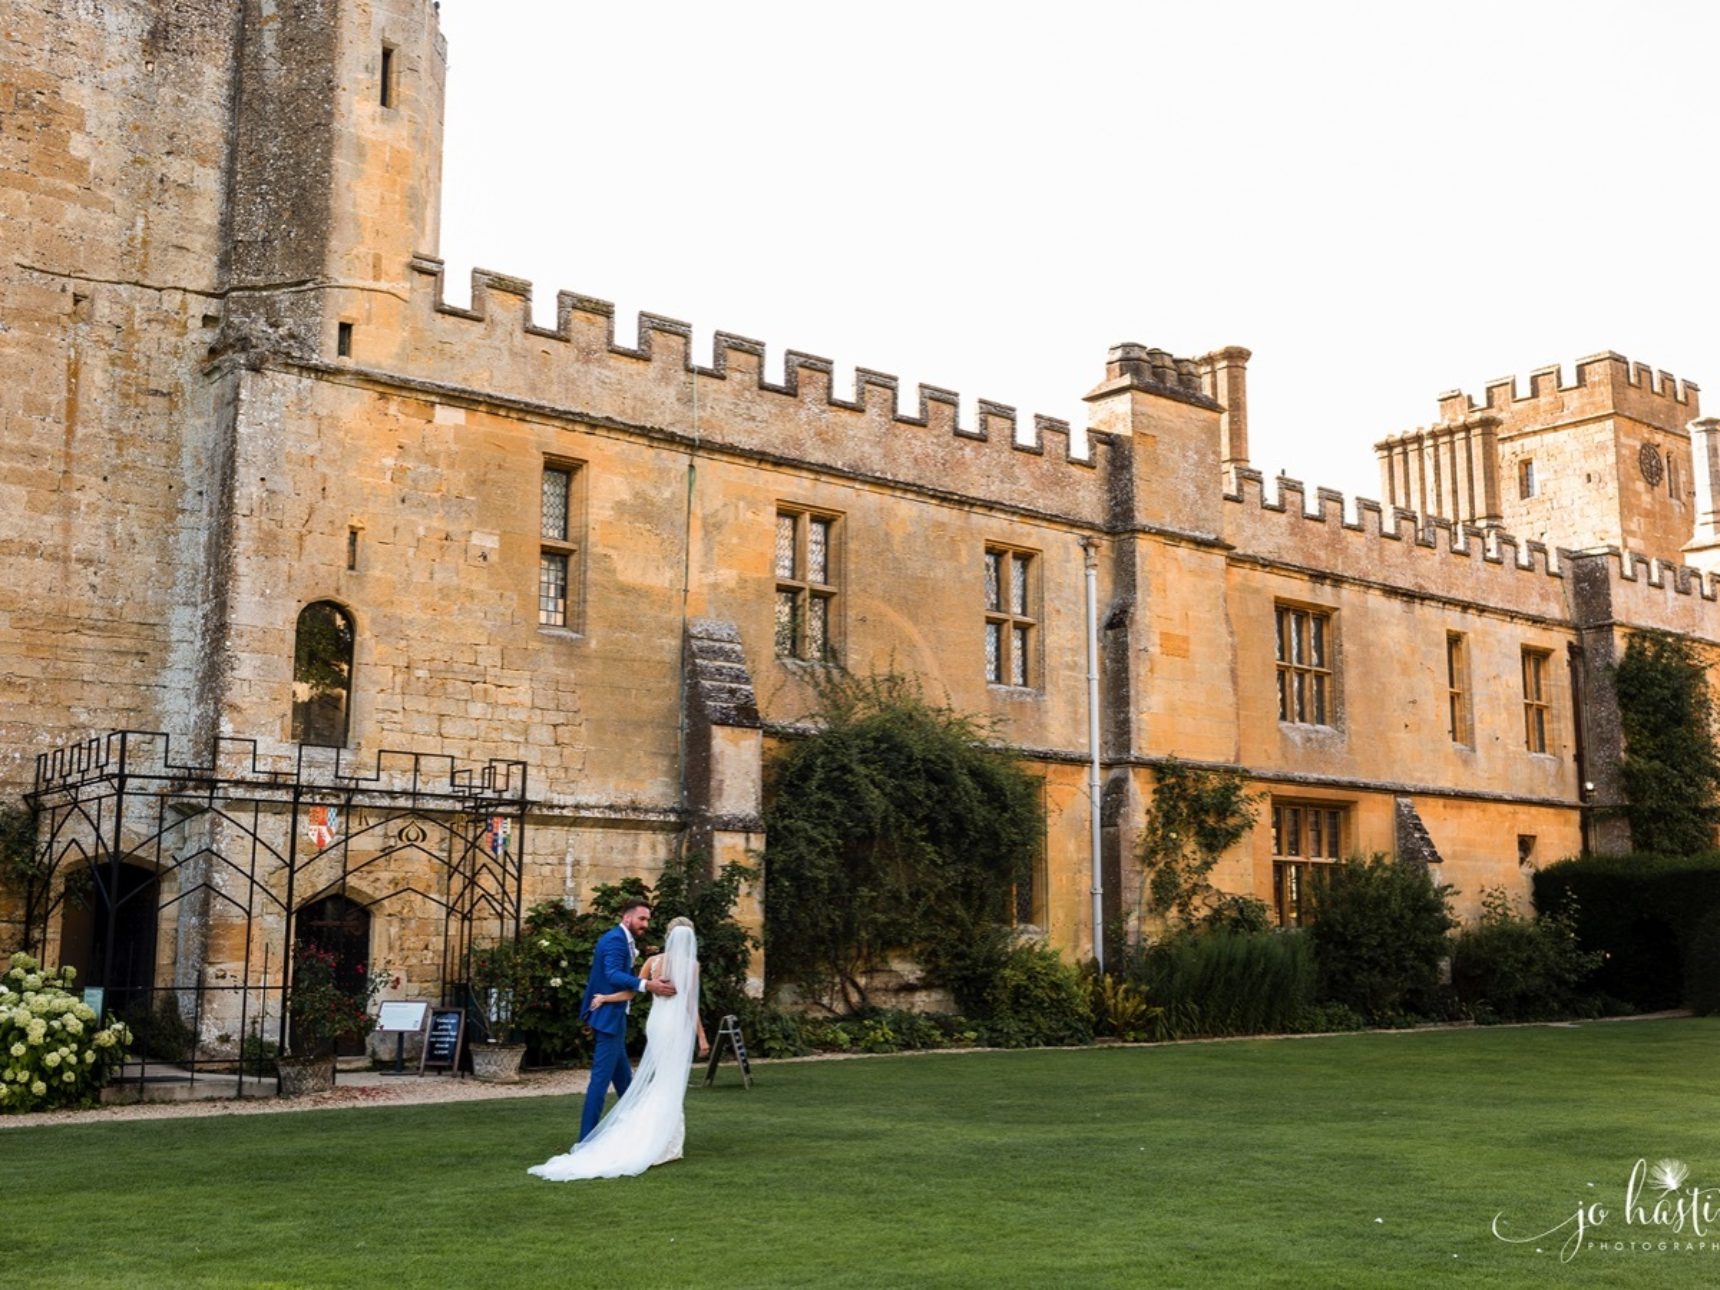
[1532,853,1720,1011]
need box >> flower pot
[470,1041,527,1084]
[277,1054,337,1097]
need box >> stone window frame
[1446,630,1473,747]
[1518,458,1537,500]
[774,505,841,664]
[292,600,357,748]
[1274,600,1336,727]
[984,544,1040,690]
[380,44,397,109]
[538,457,585,633]
[1269,797,1349,927]
[1521,645,1554,755]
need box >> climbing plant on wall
[1136,757,1262,931]
[1614,630,1720,855]
[762,673,1043,1012]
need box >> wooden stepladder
[701,1013,753,1089]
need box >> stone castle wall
[11,0,1720,988]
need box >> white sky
[435,1,1720,504]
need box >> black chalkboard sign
[419,1007,465,1074]
[702,1014,753,1089]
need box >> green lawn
[3,1019,1718,1288]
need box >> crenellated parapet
[394,258,1100,519]
[1225,463,1720,643]
[1223,467,1568,619]
[1435,351,1700,437]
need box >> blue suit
[579,924,645,1141]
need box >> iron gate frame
[21,730,532,1093]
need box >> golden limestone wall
[18,0,1720,993]
[0,0,241,791]
[1378,352,1701,562]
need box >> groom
[579,898,676,1141]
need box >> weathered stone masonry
[5,0,1720,1017]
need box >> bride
[529,917,708,1180]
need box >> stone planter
[470,1042,527,1084]
[277,1054,337,1097]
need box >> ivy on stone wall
[1136,758,1262,931]
[1614,630,1720,855]
[762,673,1042,1012]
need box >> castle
[4,0,1716,1046]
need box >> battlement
[1434,351,1700,431]
[1221,468,1720,641]
[404,257,1092,467]
[1222,467,1567,619]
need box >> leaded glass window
[539,460,582,629]
[1275,604,1333,724]
[775,507,839,662]
[1270,799,1347,926]
[984,546,1037,687]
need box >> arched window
[292,601,355,746]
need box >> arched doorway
[58,859,159,1020]
[294,894,373,1057]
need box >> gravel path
[0,1065,592,1130]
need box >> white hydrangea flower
[549,977,563,988]
[8,1043,22,1058]
[63,1016,83,1037]
[43,1051,61,1068]
[22,974,41,990]
[62,1071,75,1084]
[84,1050,96,1065]
[30,1080,46,1097]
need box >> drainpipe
[1081,537,1104,972]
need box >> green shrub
[1,953,132,1113]
[1130,929,1316,1039]
[646,853,759,1025]
[1686,911,1720,1016]
[504,853,758,1066]
[762,673,1042,1009]
[123,993,198,1064]
[1288,1001,1367,1033]
[741,1004,811,1058]
[1306,856,1455,1023]
[1200,894,1274,936]
[1613,631,1720,855]
[1533,852,1720,1010]
[1450,888,1604,1023]
[1086,969,1162,1042]
[978,943,1092,1048]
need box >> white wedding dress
[529,925,700,1181]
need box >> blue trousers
[580,1027,632,1141]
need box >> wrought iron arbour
[22,730,532,1087]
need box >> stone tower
[1374,352,1700,561]
[0,1,448,790]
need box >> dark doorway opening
[59,860,160,1021]
[295,894,373,1057]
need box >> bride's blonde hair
[665,916,695,934]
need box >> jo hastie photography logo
[1493,1157,1720,1262]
